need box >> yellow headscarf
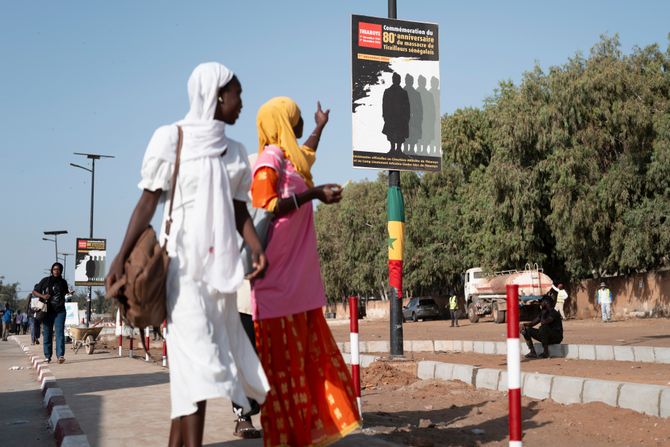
[256,96,315,188]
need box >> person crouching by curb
[596,282,613,322]
[520,296,563,359]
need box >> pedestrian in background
[251,97,361,446]
[105,62,269,447]
[2,303,12,341]
[20,310,29,334]
[596,282,613,322]
[28,294,41,345]
[449,293,459,327]
[551,283,568,320]
[32,262,70,363]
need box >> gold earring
[218,97,223,103]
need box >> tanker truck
[464,264,553,324]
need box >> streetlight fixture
[70,152,114,327]
[59,252,73,278]
[70,152,115,239]
[43,230,68,263]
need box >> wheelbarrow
[70,326,104,355]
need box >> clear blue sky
[1,1,668,294]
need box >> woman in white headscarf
[106,62,270,446]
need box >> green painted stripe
[387,186,405,222]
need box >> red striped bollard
[162,320,167,367]
[129,328,134,358]
[145,327,151,362]
[116,309,123,357]
[506,284,522,446]
[349,296,362,418]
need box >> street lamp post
[70,152,114,327]
[43,230,68,263]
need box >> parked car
[402,297,441,322]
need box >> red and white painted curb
[11,337,90,447]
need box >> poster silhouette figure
[85,256,96,281]
[404,74,422,154]
[429,76,441,152]
[417,75,437,154]
[382,72,410,155]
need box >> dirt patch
[360,362,670,447]
[363,360,417,388]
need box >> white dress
[139,125,269,419]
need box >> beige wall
[567,270,670,319]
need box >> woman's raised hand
[314,101,330,128]
[314,184,342,204]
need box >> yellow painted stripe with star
[388,221,404,261]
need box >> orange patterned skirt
[254,309,361,447]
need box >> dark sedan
[402,297,441,322]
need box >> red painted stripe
[389,260,403,298]
[508,388,522,441]
[349,296,359,333]
[351,364,361,398]
[506,285,520,338]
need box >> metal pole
[90,158,95,238]
[54,235,59,263]
[387,0,404,358]
[86,159,95,327]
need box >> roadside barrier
[506,284,522,447]
[349,296,362,418]
[162,321,168,367]
[116,309,123,357]
[144,327,151,362]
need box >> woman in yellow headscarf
[250,97,361,446]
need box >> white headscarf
[175,62,243,294]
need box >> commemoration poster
[74,238,106,286]
[352,14,440,172]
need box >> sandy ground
[360,362,670,447]
[92,318,670,446]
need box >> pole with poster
[74,238,107,327]
[351,2,441,358]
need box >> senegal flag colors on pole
[387,185,404,297]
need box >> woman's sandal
[233,417,262,439]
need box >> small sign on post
[74,238,107,286]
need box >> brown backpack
[106,126,183,330]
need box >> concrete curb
[339,349,669,419]
[414,359,670,418]
[337,339,670,364]
[11,338,91,447]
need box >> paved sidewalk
[7,335,400,447]
[0,337,52,447]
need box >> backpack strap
[164,125,183,238]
